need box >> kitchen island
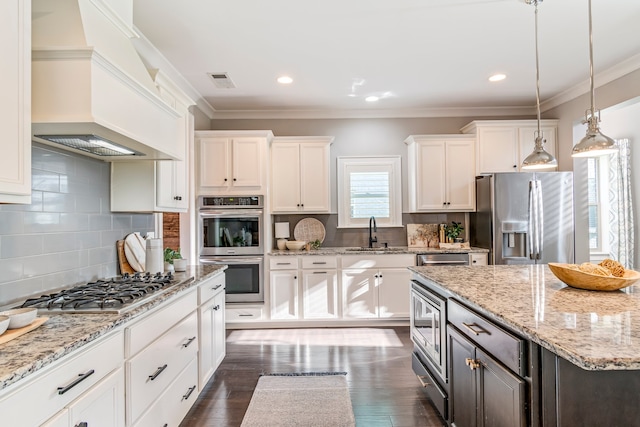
[410,264,640,426]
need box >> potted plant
[163,247,183,272]
[445,221,464,243]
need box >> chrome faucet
[369,216,377,248]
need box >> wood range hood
[31,0,182,161]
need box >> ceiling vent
[209,73,237,89]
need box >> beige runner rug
[240,374,356,427]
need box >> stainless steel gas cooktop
[19,272,189,314]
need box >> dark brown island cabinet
[411,273,640,427]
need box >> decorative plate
[293,218,326,243]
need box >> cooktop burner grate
[20,271,182,314]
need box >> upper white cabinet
[197,131,273,195]
[111,71,193,213]
[0,0,31,204]
[270,137,334,213]
[461,120,558,174]
[405,135,476,212]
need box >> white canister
[145,238,164,274]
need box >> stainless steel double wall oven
[198,196,264,303]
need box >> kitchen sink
[344,247,406,252]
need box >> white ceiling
[132,0,640,119]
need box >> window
[587,156,610,258]
[337,156,402,228]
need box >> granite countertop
[410,264,640,371]
[0,265,226,391]
[269,246,489,256]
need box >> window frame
[337,156,402,228]
[587,155,611,261]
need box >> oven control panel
[200,196,263,207]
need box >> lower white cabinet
[43,368,125,427]
[470,253,488,266]
[377,268,412,318]
[301,270,339,319]
[124,290,198,426]
[198,274,226,390]
[0,331,124,427]
[270,269,299,320]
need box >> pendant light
[571,0,617,157]
[522,0,557,170]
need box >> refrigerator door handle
[529,180,543,261]
[528,182,536,260]
[535,180,543,261]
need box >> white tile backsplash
[0,144,154,306]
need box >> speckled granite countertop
[269,246,489,256]
[410,264,640,371]
[0,265,226,391]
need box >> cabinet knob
[233,178,237,181]
[213,305,221,311]
[465,358,481,370]
[174,196,182,201]
[473,260,477,263]
[224,178,228,182]
[513,165,517,168]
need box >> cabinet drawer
[127,311,198,425]
[341,254,415,269]
[412,352,448,420]
[301,256,337,269]
[448,299,525,375]
[269,257,299,270]
[134,357,199,427]
[0,331,123,427]
[126,289,197,357]
[198,273,225,305]
[226,306,264,321]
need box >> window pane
[349,171,389,218]
[587,158,599,250]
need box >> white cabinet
[300,256,339,319]
[0,331,124,427]
[111,72,193,213]
[470,252,488,266]
[197,131,273,194]
[461,120,558,174]
[124,290,198,426]
[198,273,226,390]
[271,137,333,213]
[43,368,125,427]
[342,254,415,319]
[405,135,475,212]
[270,269,299,320]
[0,0,31,204]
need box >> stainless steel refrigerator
[470,172,575,265]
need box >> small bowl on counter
[0,315,9,335]
[0,307,37,329]
[285,240,306,251]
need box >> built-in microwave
[410,280,448,383]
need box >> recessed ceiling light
[489,74,507,82]
[365,96,379,102]
[277,76,293,84]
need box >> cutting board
[123,232,145,272]
[0,317,48,345]
[117,240,136,275]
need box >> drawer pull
[149,364,168,381]
[312,262,327,265]
[276,262,292,265]
[465,358,481,370]
[313,271,328,274]
[182,385,197,401]
[213,304,221,311]
[183,336,196,348]
[57,369,95,395]
[212,284,223,290]
[239,314,254,317]
[74,423,88,427]
[417,375,431,388]
[462,322,490,336]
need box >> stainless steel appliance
[198,196,265,303]
[417,253,469,266]
[470,172,575,265]
[19,272,186,314]
[410,280,447,382]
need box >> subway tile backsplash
[0,144,154,306]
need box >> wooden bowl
[548,263,640,291]
[285,240,306,251]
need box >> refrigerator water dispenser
[501,221,528,258]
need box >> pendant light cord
[534,1,541,141]
[588,0,596,119]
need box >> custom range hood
[31,0,182,161]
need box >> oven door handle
[419,260,468,265]
[199,210,263,218]
[200,257,263,265]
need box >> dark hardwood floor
[180,326,445,427]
